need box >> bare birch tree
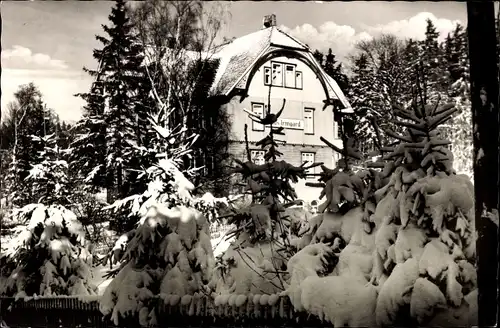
[130,1,228,128]
[130,0,232,190]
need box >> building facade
[207,15,352,204]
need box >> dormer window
[264,67,271,85]
[285,64,295,88]
[264,61,302,89]
[272,63,283,86]
[295,71,303,89]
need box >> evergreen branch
[320,136,343,154]
[383,128,413,143]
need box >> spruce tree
[99,114,216,327]
[420,19,446,96]
[312,50,324,66]
[0,133,96,298]
[370,86,476,326]
[73,0,148,203]
[323,48,349,92]
[444,24,473,176]
[72,82,107,191]
[210,98,321,295]
[349,35,408,153]
[348,53,381,153]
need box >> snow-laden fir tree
[419,19,448,95]
[282,117,387,327]
[99,115,221,326]
[296,113,392,253]
[0,134,96,298]
[73,0,149,207]
[210,98,321,296]
[71,82,107,192]
[348,35,410,154]
[283,82,476,327]
[369,94,477,327]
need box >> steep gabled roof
[207,26,352,111]
[210,26,309,96]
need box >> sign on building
[269,118,304,130]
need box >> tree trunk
[467,2,500,326]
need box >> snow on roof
[210,28,273,95]
[210,26,313,96]
[207,26,352,111]
[143,45,220,67]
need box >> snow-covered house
[207,15,352,202]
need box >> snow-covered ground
[89,264,115,295]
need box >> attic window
[285,65,295,88]
[295,71,303,89]
[266,61,302,89]
[272,63,283,87]
[264,67,271,85]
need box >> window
[333,120,339,139]
[333,152,341,168]
[304,107,314,135]
[272,62,283,86]
[285,64,295,88]
[264,67,271,86]
[311,200,318,213]
[251,150,266,165]
[265,61,302,89]
[252,103,264,131]
[302,152,316,180]
[295,71,303,89]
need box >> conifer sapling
[370,83,476,326]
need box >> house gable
[208,22,352,112]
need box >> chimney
[262,14,277,29]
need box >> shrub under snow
[0,204,97,298]
[286,243,378,327]
[100,204,214,326]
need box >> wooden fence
[0,295,328,328]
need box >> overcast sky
[0,1,482,122]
